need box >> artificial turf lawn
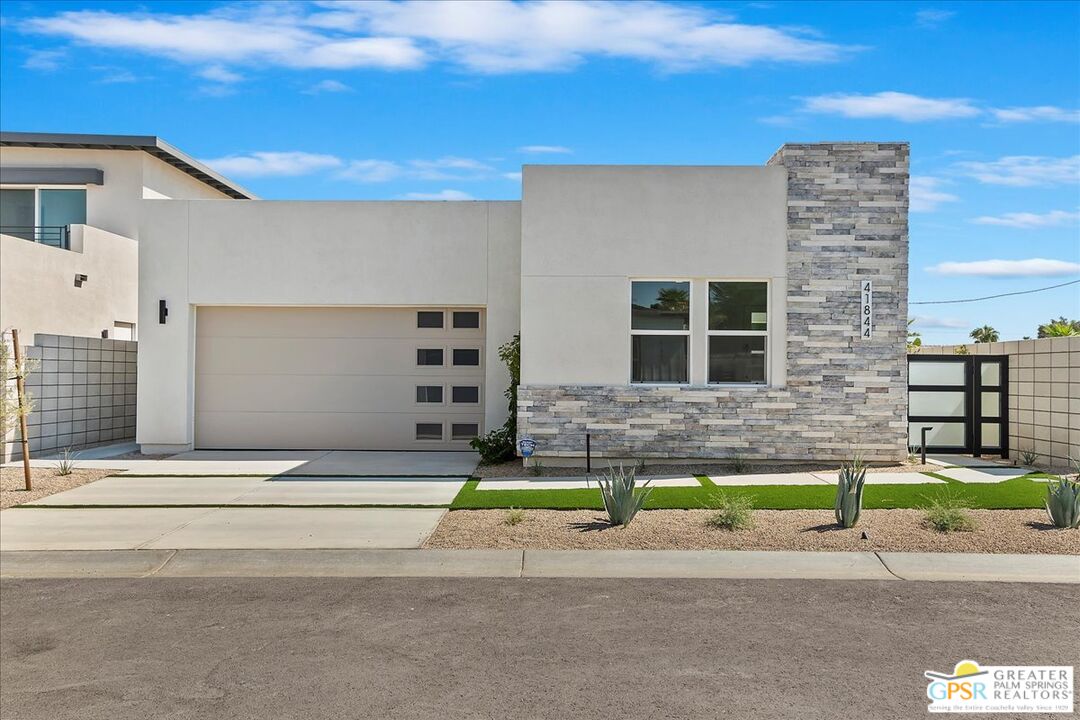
[449,474,1050,511]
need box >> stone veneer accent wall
[1,334,137,461]
[518,143,910,462]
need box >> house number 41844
[860,280,873,339]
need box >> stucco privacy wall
[918,338,1080,472]
[0,225,137,341]
[1,334,136,461]
[518,143,910,462]
[136,200,521,452]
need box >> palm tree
[1037,317,1080,338]
[969,325,999,343]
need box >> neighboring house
[0,132,254,341]
[137,142,909,462]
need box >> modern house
[0,132,254,459]
[136,142,909,463]
[0,132,254,341]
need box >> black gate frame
[908,354,1009,458]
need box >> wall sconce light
[159,299,168,324]
[74,274,88,288]
[101,329,109,339]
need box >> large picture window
[708,281,767,384]
[630,280,690,383]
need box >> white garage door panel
[195,307,484,450]
[196,373,484,414]
[196,337,484,377]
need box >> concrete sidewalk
[1,549,1076,583]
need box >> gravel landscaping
[424,508,1080,554]
[474,459,940,478]
[1,467,116,509]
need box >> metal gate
[908,355,1008,458]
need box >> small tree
[1,331,39,489]
[969,325,999,343]
[1038,317,1080,338]
[906,319,922,353]
[469,334,520,464]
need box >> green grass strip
[449,475,1049,511]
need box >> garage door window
[416,423,443,440]
[452,423,479,440]
[416,385,443,403]
[417,311,444,328]
[452,348,480,366]
[417,348,444,366]
[453,311,480,329]
[452,386,479,404]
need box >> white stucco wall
[520,165,788,386]
[0,225,138,341]
[137,200,521,451]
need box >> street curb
[1,549,1077,582]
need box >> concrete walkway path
[0,508,445,550]
[1,548,1076,583]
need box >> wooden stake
[11,329,31,491]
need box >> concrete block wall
[916,337,1080,472]
[519,142,910,463]
[2,334,137,460]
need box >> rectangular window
[452,386,479,404]
[39,189,86,228]
[452,348,480,366]
[707,281,768,385]
[112,322,136,341]
[416,385,443,403]
[417,348,444,366]
[0,189,35,239]
[417,311,444,329]
[415,423,443,440]
[452,423,479,440]
[630,280,690,383]
[452,311,480,329]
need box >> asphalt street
[0,577,1074,719]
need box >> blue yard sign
[518,436,536,458]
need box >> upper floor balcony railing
[0,225,71,249]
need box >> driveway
[2,450,480,477]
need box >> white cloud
[801,91,980,121]
[915,9,956,28]
[910,315,968,329]
[23,48,65,71]
[503,171,523,181]
[518,145,572,154]
[20,1,853,75]
[927,258,1080,278]
[988,106,1080,123]
[970,209,1080,228]
[401,189,475,200]
[304,79,351,93]
[202,151,343,177]
[338,156,495,182]
[909,176,958,212]
[954,155,1080,187]
[198,64,243,83]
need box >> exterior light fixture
[159,299,168,324]
[74,274,88,287]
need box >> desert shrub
[593,464,653,527]
[834,454,867,528]
[504,508,526,526]
[1045,476,1080,529]
[56,447,78,476]
[704,492,754,531]
[922,490,977,533]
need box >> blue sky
[1,0,1077,343]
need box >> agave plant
[592,463,653,527]
[834,454,867,529]
[1045,476,1080,529]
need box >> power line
[910,279,1080,305]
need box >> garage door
[194,307,485,450]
